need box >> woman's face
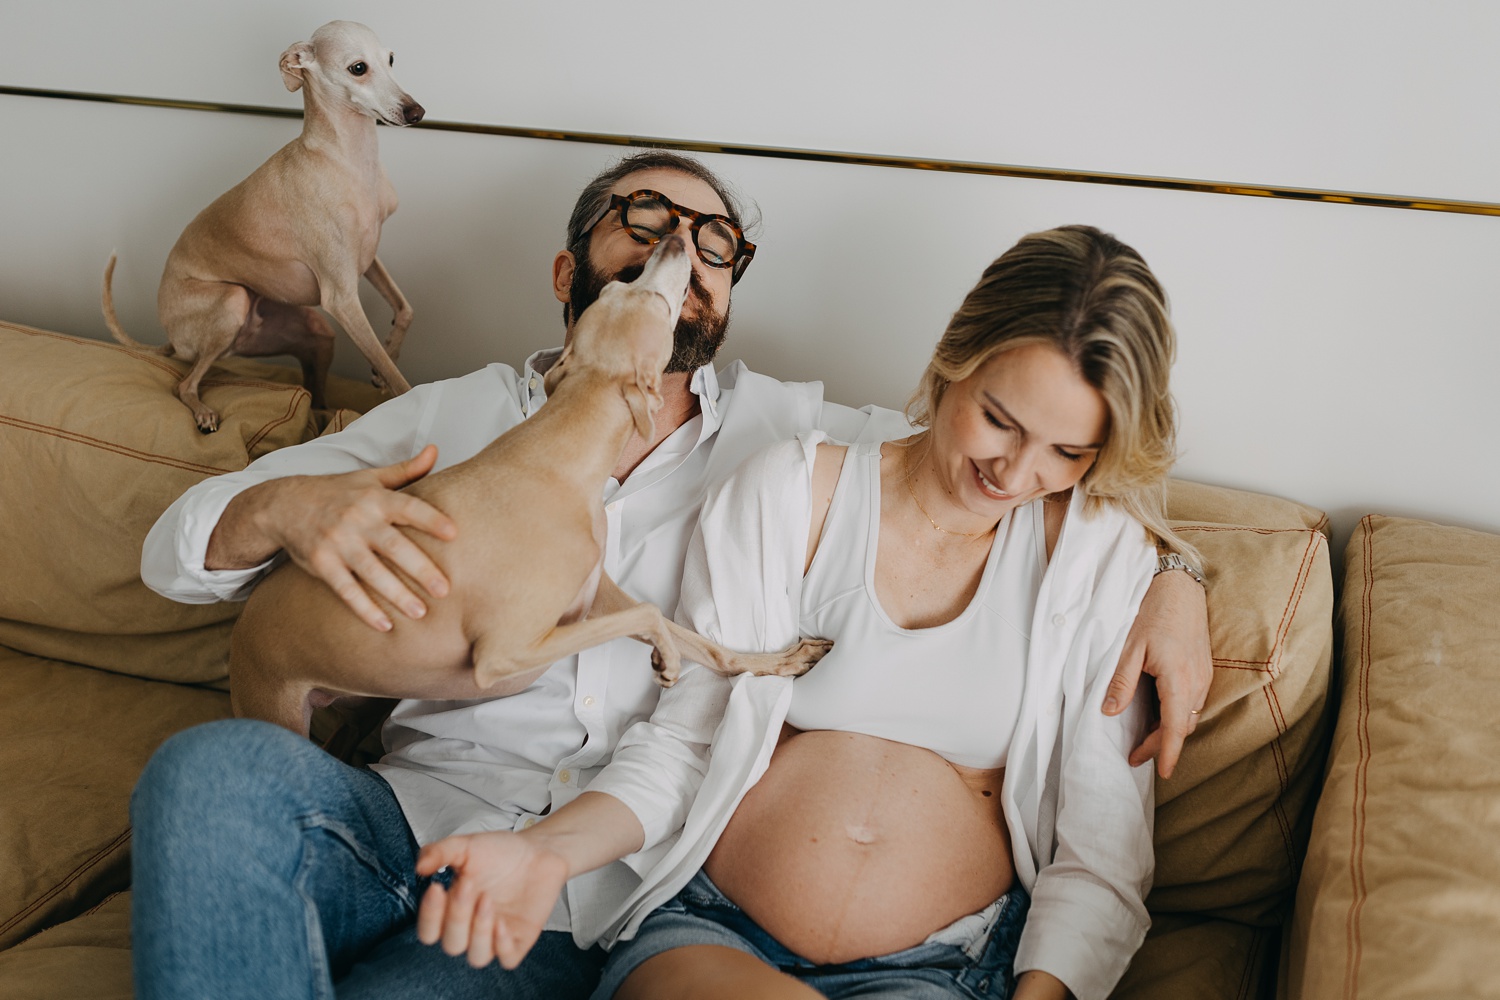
[928,343,1109,518]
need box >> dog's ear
[623,366,662,445]
[279,41,315,92]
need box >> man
[130,151,1211,1000]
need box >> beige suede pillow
[0,321,322,682]
[1286,515,1500,1000]
[0,891,133,1000]
[0,646,229,951]
[1150,481,1336,931]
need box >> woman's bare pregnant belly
[703,728,1015,965]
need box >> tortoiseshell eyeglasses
[583,190,756,284]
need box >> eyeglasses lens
[622,195,738,268]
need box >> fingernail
[407,603,425,619]
[376,616,393,632]
[1102,698,1118,714]
[430,578,449,597]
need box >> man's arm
[1102,563,1212,779]
[141,378,474,628]
[204,445,455,630]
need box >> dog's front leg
[319,275,412,395]
[363,257,413,362]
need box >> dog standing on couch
[101,20,422,433]
[229,237,832,737]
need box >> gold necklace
[902,446,994,540]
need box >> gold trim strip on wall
[6,84,1498,218]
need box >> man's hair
[564,150,757,263]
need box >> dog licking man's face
[564,169,735,374]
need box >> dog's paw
[771,637,834,677]
[194,411,221,434]
[650,647,680,688]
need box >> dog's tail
[101,254,169,354]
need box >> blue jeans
[130,719,605,1000]
[593,870,1029,1000]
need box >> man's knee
[131,718,315,829]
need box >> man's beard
[568,252,730,374]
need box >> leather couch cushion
[0,646,229,950]
[0,892,132,1000]
[1286,515,1500,1000]
[0,320,379,683]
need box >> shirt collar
[521,348,723,431]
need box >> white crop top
[787,440,1046,769]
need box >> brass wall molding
[5,84,1498,218]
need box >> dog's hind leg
[158,280,254,433]
[363,257,413,362]
[472,600,682,690]
[228,666,316,737]
[592,574,833,685]
[244,299,337,409]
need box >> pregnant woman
[588,224,1197,1000]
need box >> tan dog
[229,237,830,736]
[102,20,422,432]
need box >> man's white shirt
[141,348,907,934]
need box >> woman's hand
[416,832,570,970]
[1103,568,1213,779]
[206,444,457,630]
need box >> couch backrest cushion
[0,321,315,682]
[1145,480,1335,930]
[1286,515,1500,1000]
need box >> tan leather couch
[1,319,1494,999]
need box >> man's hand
[1103,568,1212,779]
[416,831,570,970]
[205,444,457,630]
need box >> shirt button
[1052,614,1067,627]
[559,769,572,784]
[523,817,538,830]
[583,695,596,708]
[529,376,538,390]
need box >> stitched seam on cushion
[0,414,235,475]
[1234,925,1264,1000]
[1212,660,1273,671]
[1176,524,1315,535]
[245,388,308,452]
[2,323,308,394]
[1264,684,1297,875]
[80,889,127,918]
[1267,532,1318,679]
[0,827,131,938]
[1346,515,1376,1000]
[7,889,130,952]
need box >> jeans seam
[297,812,419,913]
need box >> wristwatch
[1155,552,1206,587]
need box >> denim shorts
[591,870,1029,1000]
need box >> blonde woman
[586,225,1193,1000]
[417,225,1196,1000]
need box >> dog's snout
[401,100,426,125]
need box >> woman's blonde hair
[906,224,1197,562]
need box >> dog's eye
[349,61,367,77]
[388,53,395,67]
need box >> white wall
[4,1,1498,560]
